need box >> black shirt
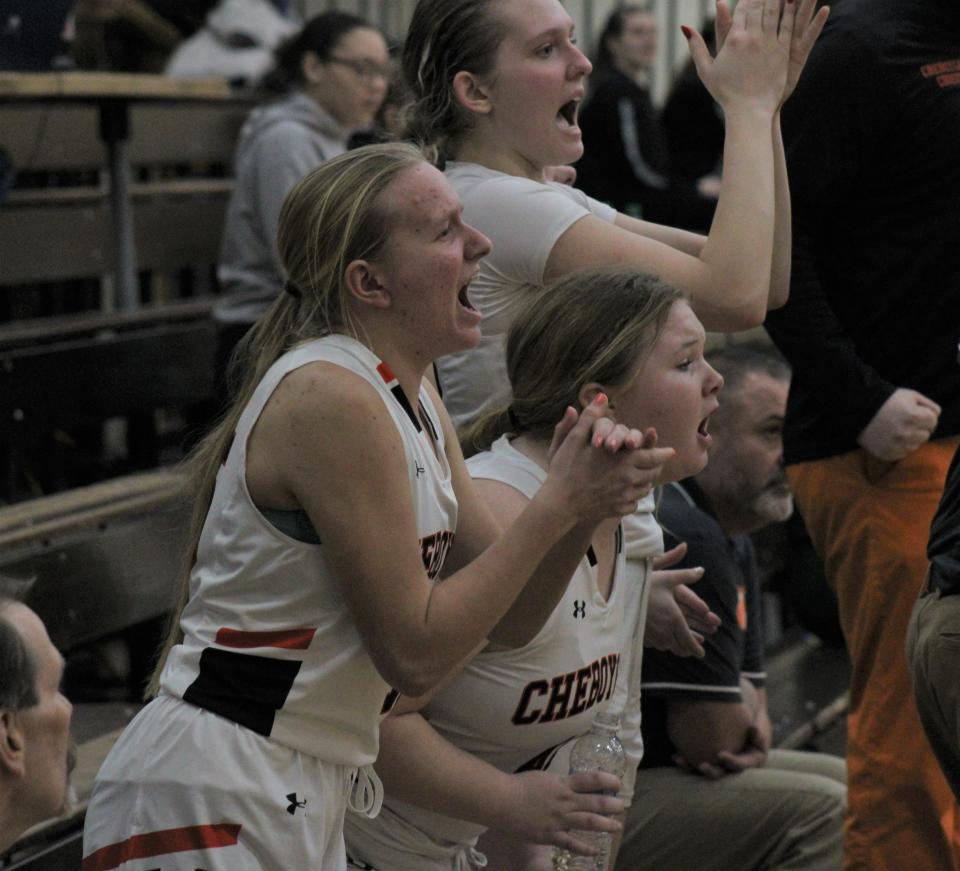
[640,480,766,768]
[765,0,960,464]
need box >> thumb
[666,568,705,589]
[548,405,579,459]
[912,392,942,416]
[682,24,712,80]
[714,1,733,53]
[652,541,688,571]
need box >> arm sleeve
[764,24,896,439]
[463,176,616,287]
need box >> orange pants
[788,438,960,871]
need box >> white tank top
[161,334,458,767]
[370,436,633,845]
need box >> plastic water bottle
[552,710,626,871]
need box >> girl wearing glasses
[217,11,390,325]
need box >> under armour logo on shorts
[286,793,307,815]
[573,599,586,619]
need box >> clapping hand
[708,0,829,107]
[645,543,721,659]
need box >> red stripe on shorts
[81,823,242,871]
[214,627,316,650]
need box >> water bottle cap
[593,709,621,731]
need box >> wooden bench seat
[0,300,220,500]
[0,98,252,308]
[0,300,218,437]
[0,468,188,651]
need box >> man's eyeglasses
[326,56,390,84]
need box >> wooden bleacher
[0,99,251,308]
[0,92,253,501]
[0,86,253,866]
[0,299,219,498]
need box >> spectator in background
[215,12,388,351]
[764,0,960,866]
[163,0,298,86]
[660,20,725,186]
[622,343,846,871]
[347,58,412,150]
[0,591,74,854]
[575,4,718,233]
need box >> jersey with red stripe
[160,334,458,767]
[348,436,637,851]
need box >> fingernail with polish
[680,24,694,39]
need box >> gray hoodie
[217,90,346,322]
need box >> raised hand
[544,396,675,525]
[683,0,793,115]
[714,0,734,53]
[781,0,831,103]
[590,425,666,501]
[857,387,941,462]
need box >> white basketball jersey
[161,334,458,767]
[376,435,632,845]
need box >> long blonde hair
[147,143,426,697]
[463,268,683,454]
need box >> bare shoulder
[267,361,388,429]
[247,360,404,506]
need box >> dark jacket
[766,0,960,463]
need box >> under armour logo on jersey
[286,793,307,815]
[573,599,586,619]
[415,462,425,478]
